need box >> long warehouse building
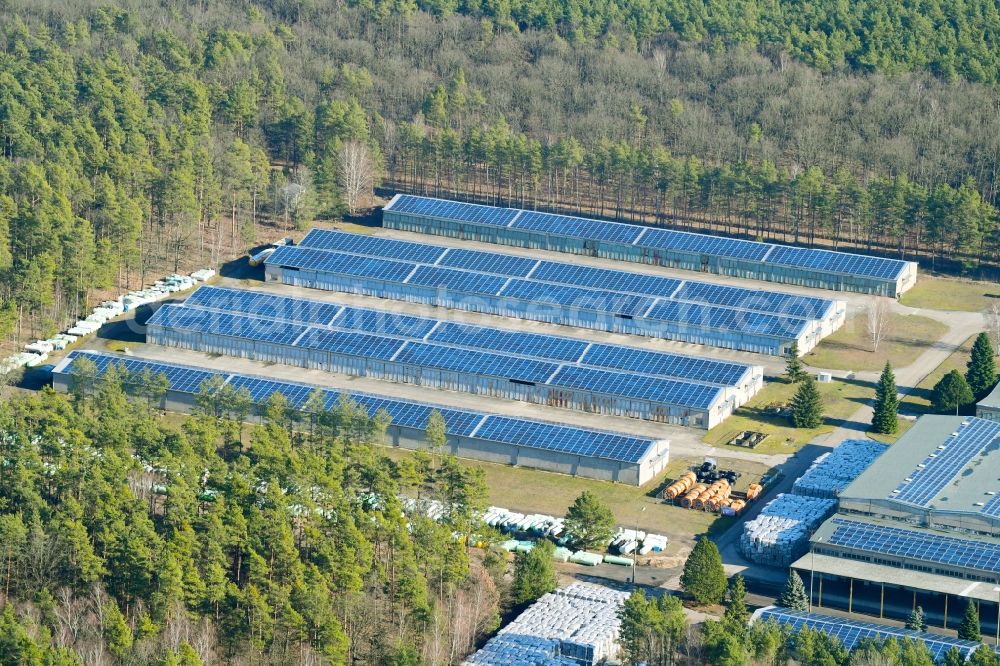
[793,416,1000,637]
[382,194,918,297]
[52,351,670,485]
[145,286,762,428]
[264,229,844,355]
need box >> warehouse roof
[840,416,1000,518]
[978,381,1000,411]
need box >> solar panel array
[826,518,1000,575]
[980,494,1000,519]
[179,287,755,389]
[384,194,908,281]
[60,351,658,463]
[890,418,1000,506]
[754,607,986,661]
[148,300,728,414]
[267,229,830,341]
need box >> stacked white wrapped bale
[463,583,628,666]
[740,494,836,566]
[792,439,887,499]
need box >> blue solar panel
[581,343,749,386]
[473,416,655,463]
[672,282,833,320]
[64,351,219,393]
[638,228,772,261]
[147,305,309,345]
[331,306,438,339]
[267,246,416,283]
[436,248,539,277]
[500,279,657,318]
[186,286,343,326]
[394,343,560,384]
[386,194,521,226]
[754,607,986,661]
[427,322,588,363]
[981,494,1000,519]
[766,245,906,280]
[645,300,809,338]
[550,365,722,410]
[298,228,446,264]
[827,518,1000,575]
[61,351,661,460]
[531,261,681,297]
[891,418,1000,506]
[294,328,405,360]
[513,211,644,244]
[405,265,509,295]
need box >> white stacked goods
[792,439,887,499]
[25,341,54,355]
[740,494,836,566]
[46,335,75,350]
[639,533,668,555]
[25,353,48,367]
[569,551,603,566]
[190,268,215,281]
[2,352,41,372]
[463,584,628,666]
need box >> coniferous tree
[968,644,1000,666]
[776,570,809,611]
[564,491,616,550]
[942,647,967,666]
[510,540,557,607]
[722,575,749,633]
[967,332,997,399]
[785,341,806,383]
[681,537,726,605]
[958,600,982,641]
[872,362,899,434]
[791,376,824,428]
[932,370,975,414]
[905,605,928,632]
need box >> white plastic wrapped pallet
[739,494,836,566]
[792,439,887,499]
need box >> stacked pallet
[739,494,836,566]
[792,440,887,498]
[463,583,629,666]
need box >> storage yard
[43,192,1000,661]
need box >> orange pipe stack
[728,499,746,514]
[680,484,707,508]
[746,483,763,501]
[663,471,697,500]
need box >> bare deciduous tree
[985,301,1000,351]
[338,140,374,216]
[865,297,893,352]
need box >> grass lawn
[868,417,915,444]
[900,275,1000,312]
[804,312,948,372]
[379,446,769,545]
[898,335,977,415]
[703,378,874,455]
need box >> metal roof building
[144,286,762,428]
[792,416,1000,638]
[51,351,669,485]
[263,229,845,356]
[977,382,1000,422]
[382,194,918,297]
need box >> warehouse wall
[383,211,917,297]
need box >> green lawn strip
[868,417,915,444]
[900,275,1000,312]
[804,313,948,372]
[703,379,875,455]
[898,335,977,415]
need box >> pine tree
[722,574,749,632]
[564,491,617,550]
[905,605,928,632]
[958,600,981,641]
[791,376,824,428]
[967,332,997,399]
[872,362,899,434]
[942,647,967,666]
[932,370,975,414]
[511,540,557,607]
[785,341,806,383]
[681,537,727,605]
[776,570,809,611]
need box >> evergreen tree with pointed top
[905,605,928,632]
[785,341,806,383]
[722,574,749,632]
[681,537,727,605]
[967,332,997,399]
[872,361,899,434]
[958,600,982,641]
[776,570,809,611]
[791,376,824,428]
